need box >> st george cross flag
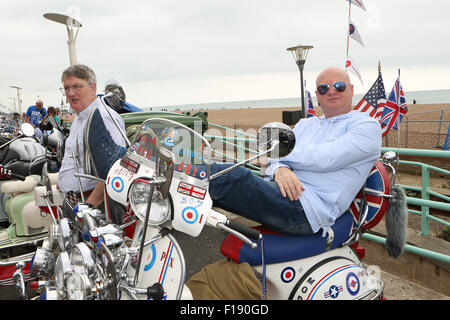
[380,77,408,136]
[354,70,386,120]
[306,90,316,118]
[349,19,364,47]
[345,55,364,85]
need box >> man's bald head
[315,67,354,118]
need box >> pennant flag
[354,70,386,120]
[347,0,367,11]
[349,19,364,47]
[345,56,364,85]
[380,77,408,137]
[305,90,316,118]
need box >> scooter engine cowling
[285,258,383,300]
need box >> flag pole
[397,68,401,156]
[346,1,352,60]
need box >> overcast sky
[1,0,449,112]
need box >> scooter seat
[220,210,354,266]
[220,161,390,266]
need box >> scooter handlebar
[0,166,26,181]
[9,172,26,181]
[226,220,261,241]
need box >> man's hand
[274,167,305,201]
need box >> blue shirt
[264,111,382,235]
[26,105,47,126]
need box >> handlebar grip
[9,172,26,181]
[226,220,261,241]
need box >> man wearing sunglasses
[207,67,381,237]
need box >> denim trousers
[209,163,314,236]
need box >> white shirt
[58,97,126,193]
[264,111,382,235]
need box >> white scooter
[21,107,404,300]
[90,109,401,300]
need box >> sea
[147,89,450,112]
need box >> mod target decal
[111,177,124,193]
[182,206,199,224]
[199,171,207,179]
[346,272,360,296]
[144,244,157,271]
[281,267,296,283]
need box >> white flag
[345,56,364,85]
[346,0,367,11]
[349,19,364,47]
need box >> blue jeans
[209,163,314,236]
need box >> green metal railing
[381,147,450,236]
[205,124,450,263]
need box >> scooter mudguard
[122,222,187,300]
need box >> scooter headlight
[70,243,95,271]
[57,218,73,251]
[54,251,71,289]
[66,271,91,300]
[48,224,60,250]
[31,247,56,277]
[129,180,170,225]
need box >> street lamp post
[9,86,23,114]
[287,45,313,119]
[43,12,82,66]
[9,98,16,113]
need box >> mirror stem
[210,140,279,180]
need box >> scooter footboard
[252,247,383,300]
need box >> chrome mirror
[20,123,35,137]
[257,122,295,159]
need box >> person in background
[25,98,47,137]
[39,106,61,134]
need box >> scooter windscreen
[126,118,212,181]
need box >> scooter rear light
[351,242,366,260]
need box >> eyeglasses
[63,84,86,92]
[317,81,347,95]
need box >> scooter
[21,107,405,300]
[97,114,401,300]
[0,118,64,224]
[0,121,65,286]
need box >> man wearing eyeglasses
[207,67,382,237]
[58,64,126,216]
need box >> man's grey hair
[61,64,97,85]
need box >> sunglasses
[317,81,347,95]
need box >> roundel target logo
[111,176,124,193]
[182,206,198,224]
[281,267,296,283]
[346,272,360,296]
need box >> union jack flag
[354,71,386,120]
[380,77,408,137]
[306,90,316,118]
